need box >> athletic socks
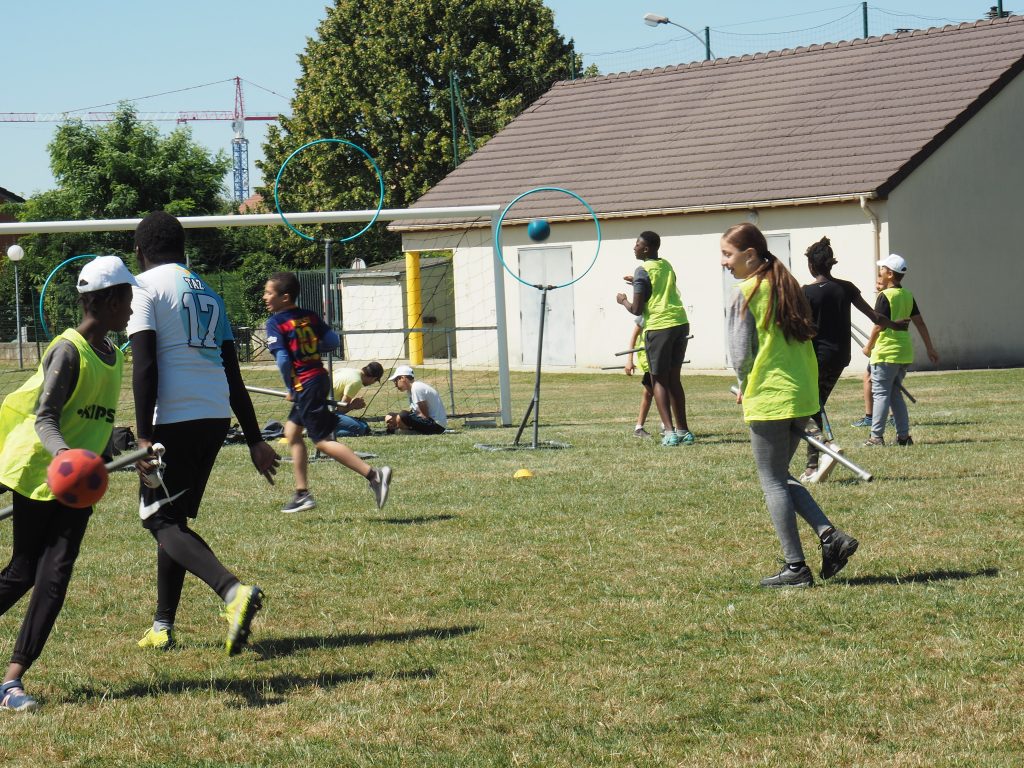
[153,621,172,633]
[224,582,240,605]
[787,561,806,571]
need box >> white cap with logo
[77,255,140,293]
[877,253,908,274]
[388,364,415,381]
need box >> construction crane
[0,77,279,203]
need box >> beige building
[396,17,1024,372]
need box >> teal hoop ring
[494,186,601,290]
[273,138,385,243]
[38,253,99,341]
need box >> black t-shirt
[803,278,861,366]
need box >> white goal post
[0,205,513,426]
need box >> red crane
[1,76,279,202]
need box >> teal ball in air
[527,218,551,242]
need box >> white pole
[490,211,513,426]
[0,206,502,235]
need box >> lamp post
[6,244,24,369]
[643,12,715,61]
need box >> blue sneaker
[661,432,680,447]
[0,679,38,712]
[676,430,695,445]
[850,415,872,428]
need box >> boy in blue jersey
[129,211,280,656]
[264,272,392,514]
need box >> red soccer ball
[46,449,109,509]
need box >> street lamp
[6,244,24,369]
[643,12,715,61]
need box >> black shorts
[401,410,446,435]
[644,323,689,375]
[141,418,229,531]
[288,374,337,443]
[641,371,653,389]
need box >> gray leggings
[749,418,833,563]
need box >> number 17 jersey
[128,263,234,425]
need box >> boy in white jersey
[128,211,279,656]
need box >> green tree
[10,104,234,337]
[258,0,579,265]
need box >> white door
[721,233,791,366]
[518,246,576,366]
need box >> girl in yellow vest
[721,224,859,588]
[0,256,136,711]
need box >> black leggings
[141,419,239,625]
[0,494,91,669]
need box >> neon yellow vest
[641,258,688,332]
[0,329,123,500]
[739,278,819,422]
[871,286,914,364]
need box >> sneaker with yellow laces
[222,584,263,656]
[137,627,174,650]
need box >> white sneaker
[804,446,840,484]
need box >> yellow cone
[513,468,535,480]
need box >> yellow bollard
[405,250,423,365]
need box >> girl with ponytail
[720,222,859,588]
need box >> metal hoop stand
[275,139,384,452]
[476,187,601,452]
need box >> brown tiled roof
[405,16,1024,225]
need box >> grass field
[0,367,1021,767]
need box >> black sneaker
[820,528,860,580]
[282,491,316,514]
[759,563,813,589]
[897,435,914,447]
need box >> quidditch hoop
[494,186,601,290]
[274,138,385,243]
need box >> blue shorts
[288,374,338,443]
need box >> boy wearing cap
[331,362,384,438]
[0,256,136,711]
[385,366,448,435]
[263,272,391,514]
[861,254,939,446]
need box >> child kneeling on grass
[0,256,136,711]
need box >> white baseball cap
[77,255,140,293]
[388,364,415,381]
[877,253,908,274]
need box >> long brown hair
[723,222,815,343]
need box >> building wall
[887,72,1024,369]
[405,206,888,373]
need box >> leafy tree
[10,104,234,336]
[258,0,579,266]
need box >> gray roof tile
[403,17,1024,225]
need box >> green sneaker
[222,584,263,656]
[137,627,174,650]
[661,432,680,447]
[676,430,695,445]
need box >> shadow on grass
[253,624,481,660]
[841,566,998,586]
[370,514,458,525]
[71,667,436,708]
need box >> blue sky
[1,1,1000,200]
